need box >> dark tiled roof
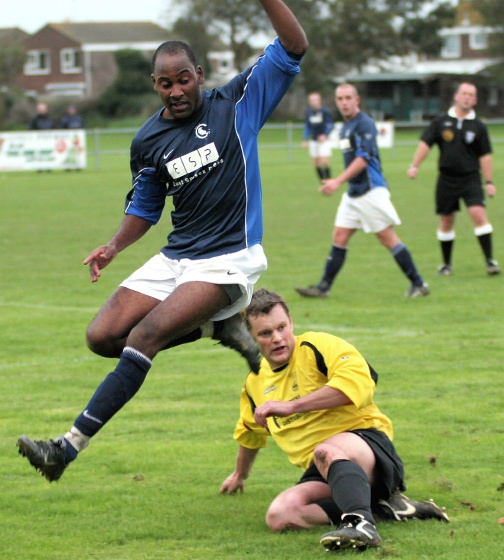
[49,21,170,44]
[0,27,29,45]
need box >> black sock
[327,459,375,524]
[321,167,332,179]
[316,167,324,180]
[476,232,493,262]
[391,243,423,286]
[440,240,453,265]
[319,246,347,292]
[74,347,151,437]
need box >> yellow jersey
[233,332,393,471]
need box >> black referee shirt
[421,109,492,176]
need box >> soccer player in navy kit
[17,0,308,483]
[221,289,448,552]
[302,91,334,182]
[296,83,429,299]
[408,82,500,276]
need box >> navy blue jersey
[126,38,302,260]
[420,108,491,176]
[339,111,387,197]
[303,107,333,140]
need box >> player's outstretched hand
[407,165,419,179]
[319,178,341,196]
[83,244,118,283]
[220,472,245,495]
[485,182,496,198]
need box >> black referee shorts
[436,171,485,215]
[298,428,405,524]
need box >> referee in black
[407,82,500,276]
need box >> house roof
[46,21,170,45]
[0,27,29,45]
[341,57,502,83]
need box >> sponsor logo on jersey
[195,123,210,139]
[166,142,220,179]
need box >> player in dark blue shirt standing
[302,91,334,182]
[296,83,429,299]
[17,0,308,483]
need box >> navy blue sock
[63,440,78,464]
[74,347,151,437]
[327,459,374,524]
[319,245,347,292]
[391,243,423,287]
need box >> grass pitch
[1,127,503,559]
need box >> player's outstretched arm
[83,215,151,282]
[408,141,431,179]
[220,446,260,494]
[259,0,309,55]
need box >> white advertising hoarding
[0,130,86,171]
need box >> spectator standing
[60,105,85,129]
[29,102,54,130]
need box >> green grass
[1,127,503,559]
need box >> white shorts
[120,244,267,322]
[335,187,401,233]
[309,139,332,159]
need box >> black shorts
[298,428,405,524]
[436,171,485,215]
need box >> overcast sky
[2,0,182,33]
[3,0,460,36]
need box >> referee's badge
[465,131,476,144]
[442,129,454,142]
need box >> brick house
[15,22,171,99]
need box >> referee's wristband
[485,180,493,184]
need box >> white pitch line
[295,322,421,337]
[0,300,98,313]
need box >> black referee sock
[391,243,424,286]
[440,239,453,265]
[320,166,332,179]
[476,232,493,262]
[326,459,375,524]
[319,245,347,292]
[74,347,151,437]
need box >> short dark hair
[244,289,290,330]
[152,40,197,71]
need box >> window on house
[24,50,51,75]
[470,31,488,50]
[441,35,461,58]
[60,49,82,73]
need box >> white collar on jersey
[448,106,476,120]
